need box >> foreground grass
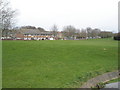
[2,38,118,88]
[107,78,120,83]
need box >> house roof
[18,29,52,35]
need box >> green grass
[2,38,118,88]
[106,78,120,83]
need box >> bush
[114,33,120,40]
[114,36,120,40]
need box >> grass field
[2,38,118,88]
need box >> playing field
[2,38,118,88]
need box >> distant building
[22,29,53,40]
[2,29,54,40]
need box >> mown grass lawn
[2,38,118,88]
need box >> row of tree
[51,25,113,39]
[20,26,45,32]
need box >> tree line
[51,25,113,40]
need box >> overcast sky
[10,0,118,32]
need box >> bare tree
[86,27,92,38]
[51,24,58,38]
[91,28,101,38]
[63,25,76,40]
[75,29,81,39]
[0,0,16,38]
[86,27,101,39]
[80,29,87,39]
